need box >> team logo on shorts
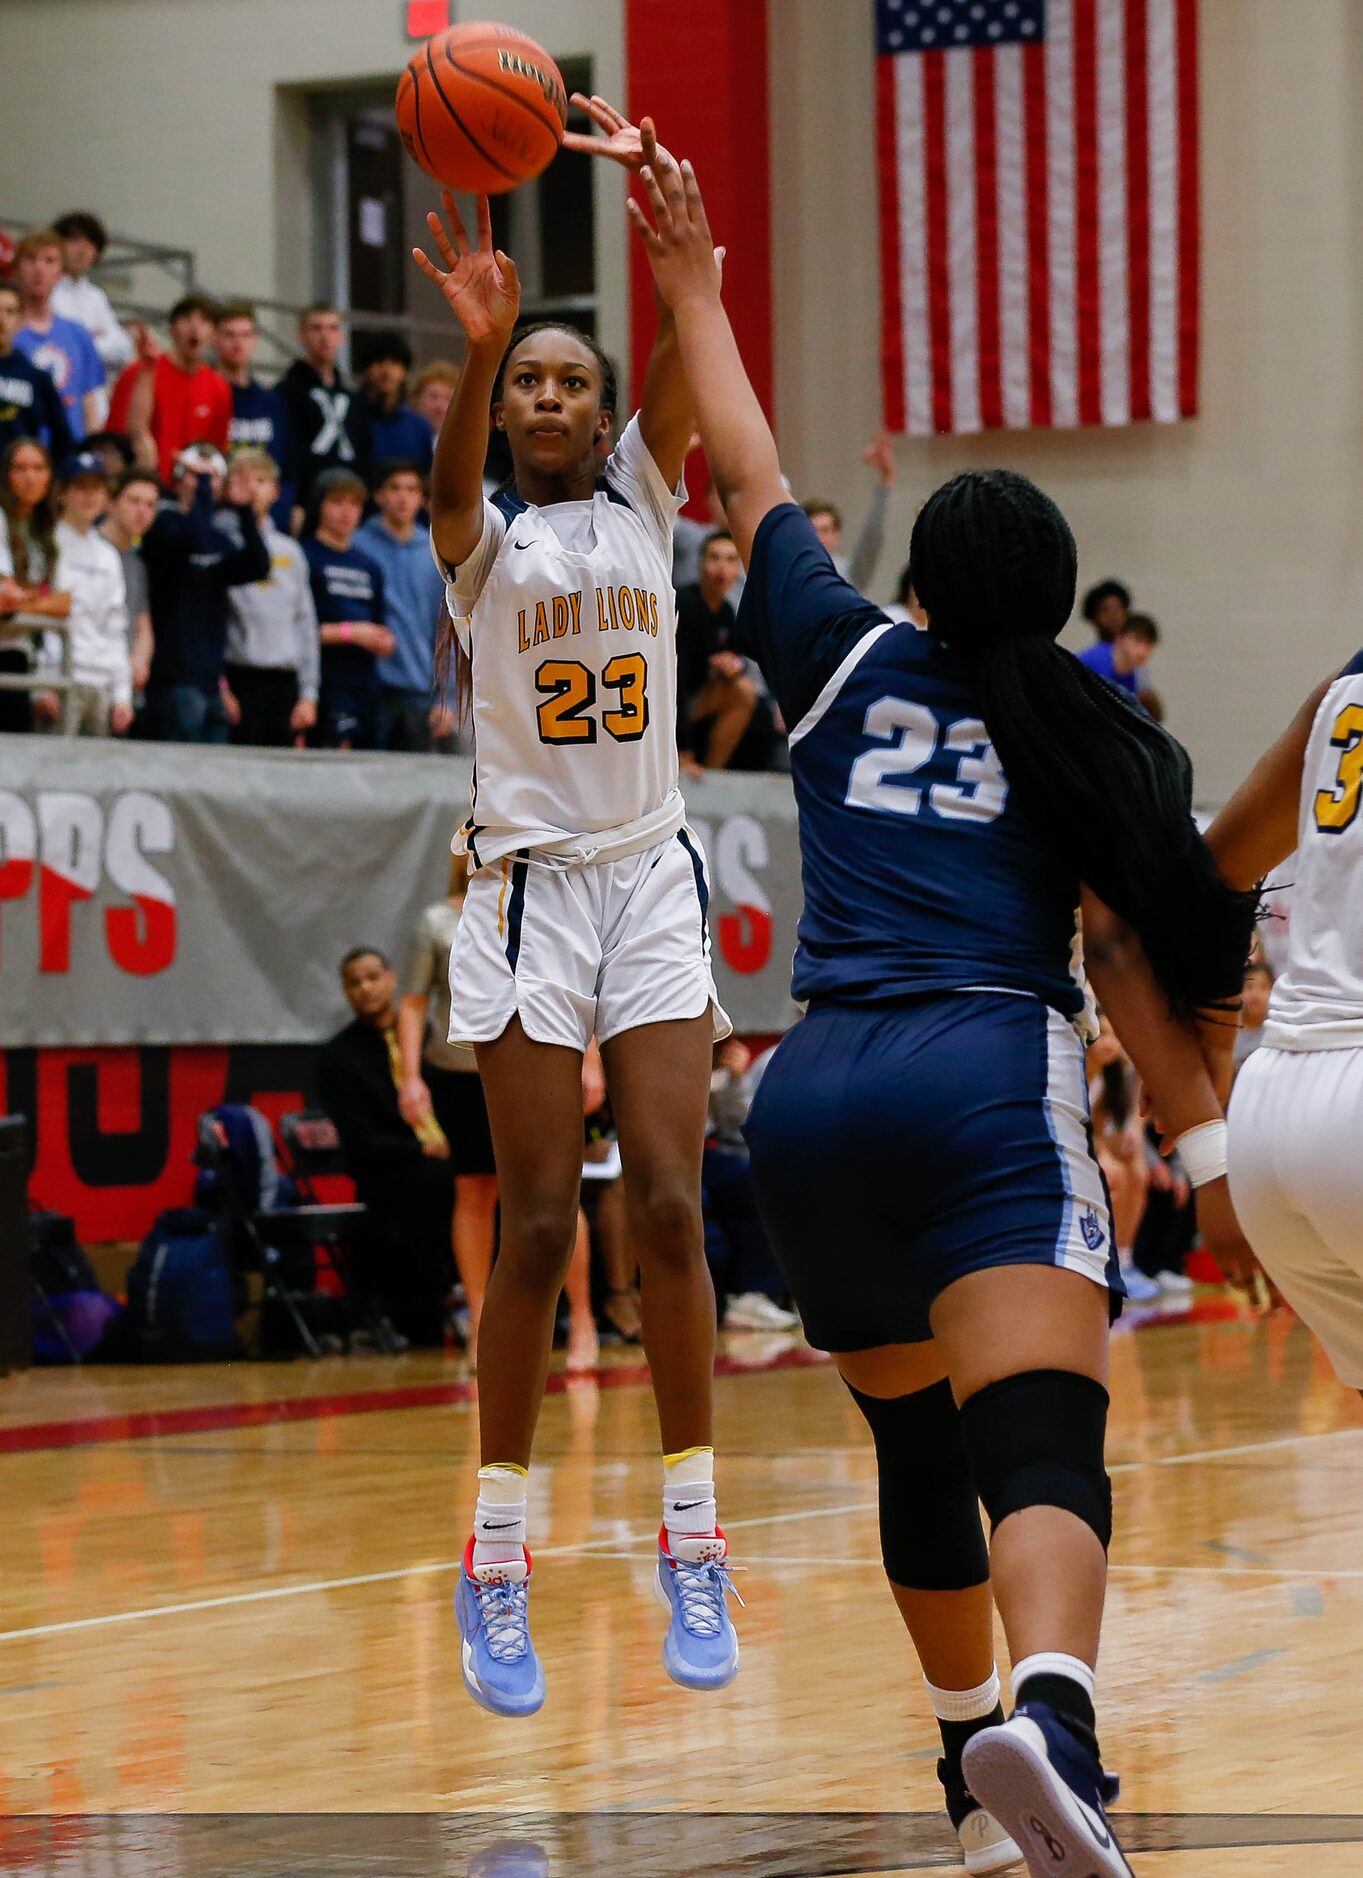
[1080,1206,1106,1252]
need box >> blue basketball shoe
[962,1702,1133,1876]
[454,1540,546,1718]
[653,1525,741,1691]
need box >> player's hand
[110,701,134,735]
[428,702,455,738]
[31,690,61,724]
[220,685,241,728]
[413,194,521,350]
[718,1037,752,1077]
[421,1133,452,1161]
[562,96,676,173]
[709,650,745,681]
[680,753,705,781]
[400,1076,434,1128]
[290,698,317,734]
[628,156,724,312]
[224,460,254,509]
[863,432,896,485]
[1196,1176,1268,1305]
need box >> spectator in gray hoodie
[220,448,319,747]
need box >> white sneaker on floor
[1156,1269,1195,1299]
[1118,1260,1162,1304]
[723,1292,800,1332]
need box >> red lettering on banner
[106,896,177,976]
[719,904,773,975]
[714,813,773,974]
[104,794,177,975]
[37,794,103,974]
[0,790,37,963]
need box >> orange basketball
[396,22,567,196]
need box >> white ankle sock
[1012,1652,1096,1702]
[662,1446,722,1563]
[471,1463,529,1573]
[925,1668,1002,1722]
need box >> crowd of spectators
[0,214,471,754]
[1,211,945,771]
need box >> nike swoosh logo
[671,1499,711,1512]
[481,1520,521,1531]
[512,539,532,550]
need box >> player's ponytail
[907,469,1257,1015]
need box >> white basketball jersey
[1264,651,1363,1050]
[437,415,685,871]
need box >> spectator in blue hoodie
[216,302,293,528]
[359,333,434,476]
[357,460,453,751]
[303,467,392,751]
[141,445,270,742]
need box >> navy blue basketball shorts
[743,994,1122,1352]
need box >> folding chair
[195,1113,328,1357]
[276,1111,406,1355]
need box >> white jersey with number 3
[1264,649,1363,1050]
[437,415,685,871]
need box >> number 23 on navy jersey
[734,504,1085,1016]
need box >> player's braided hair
[907,469,1258,1015]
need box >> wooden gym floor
[3,1303,1363,1875]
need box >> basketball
[396,21,567,196]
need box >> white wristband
[1175,1119,1228,1188]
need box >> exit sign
[406,1,450,36]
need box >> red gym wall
[625,0,774,480]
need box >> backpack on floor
[30,1210,122,1364]
[125,1208,240,1362]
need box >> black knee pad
[846,1378,990,1592]
[957,1369,1113,1552]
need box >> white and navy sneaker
[454,1540,546,1718]
[653,1525,742,1691]
[940,1755,1025,1873]
[962,1702,1134,1876]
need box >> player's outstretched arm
[413,193,521,569]
[1206,672,1334,891]
[1081,888,1262,1296]
[628,156,787,565]
[563,99,695,485]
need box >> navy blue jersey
[734,504,1084,1017]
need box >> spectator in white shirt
[220,448,320,747]
[34,451,132,735]
[49,214,131,432]
[99,466,158,695]
[51,214,134,379]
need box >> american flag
[876,0,1199,435]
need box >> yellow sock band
[478,1463,529,1480]
[663,1445,714,1469]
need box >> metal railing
[0,614,79,734]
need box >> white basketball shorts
[1229,1043,1363,1386]
[449,829,732,1055]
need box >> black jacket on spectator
[315,1017,428,1198]
[675,581,777,769]
[0,347,75,460]
[278,361,373,509]
[142,478,270,693]
[316,1015,455,1345]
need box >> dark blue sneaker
[962,1701,1133,1876]
[454,1540,546,1718]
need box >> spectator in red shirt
[109,294,232,482]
